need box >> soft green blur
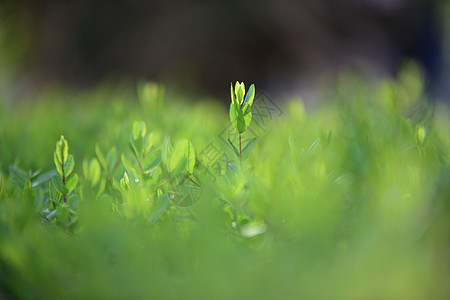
[0,69,449,299]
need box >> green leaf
[143,149,162,172]
[121,154,138,179]
[120,172,130,191]
[105,147,117,172]
[56,203,69,224]
[242,84,255,108]
[320,129,332,149]
[168,139,195,176]
[241,137,257,160]
[67,195,80,210]
[132,121,146,141]
[161,137,172,165]
[129,133,139,157]
[227,138,240,158]
[84,158,101,187]
[90,159,101,187]
[306,137,320,156]
[230,103,252,134]
[82,159,89,179]
[65,174,78,193]
[9,166,28,188]
[148,166,162,180]
[30,170,41,180]
[130,122,148,157]
[62,138,69,163]
[56,136,69,163]
[235,81,245,104]
[230,83,236,105]
[55,139,63,164]
[95,144,108,171]
[64,154,75,177]
[54,152,63,176]
[52,176,67,195]
[32,170,57,188]
[97,178,106,198]
[143,134,153,156]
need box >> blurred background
[0,0,448,102]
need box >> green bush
[0,73,449,299]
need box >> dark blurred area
[0,0,448,102]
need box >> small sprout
[229,82,256,160]
[53,136,78,203]
[229,82,255,135]
[120,172,130,190]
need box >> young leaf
[56,136,69,164]
[64,154,75,177]
[32,170,57,188]
[97,178,106,197]
[83,159,89,180]
[52,176,67,196]
[9,166,28,188]
[230,102,253,134]
[120,172,130,190]
[65,174,78,193]
[67,194,80,210]
[55,139,63,164]
[229,103,241,132]
[90,159,101,186]
[54,153,63,176]
[95,144,108,171]
[230,83,236,105]
[235,81,245,104]
[83,158,101,187]
[161,136,172,165]
[143,149,162,172]
[306,137,320,156]
[121,154,138,179]
[242,84,255,108]
[227,138,240,159]
[132,121,146,141]
[56,203,69,224]
[62,138,69,163]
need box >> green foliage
[0,73,449,299]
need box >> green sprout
[228,81,256,160]
[53,136,78,203]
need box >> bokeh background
[0,0,448,102]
